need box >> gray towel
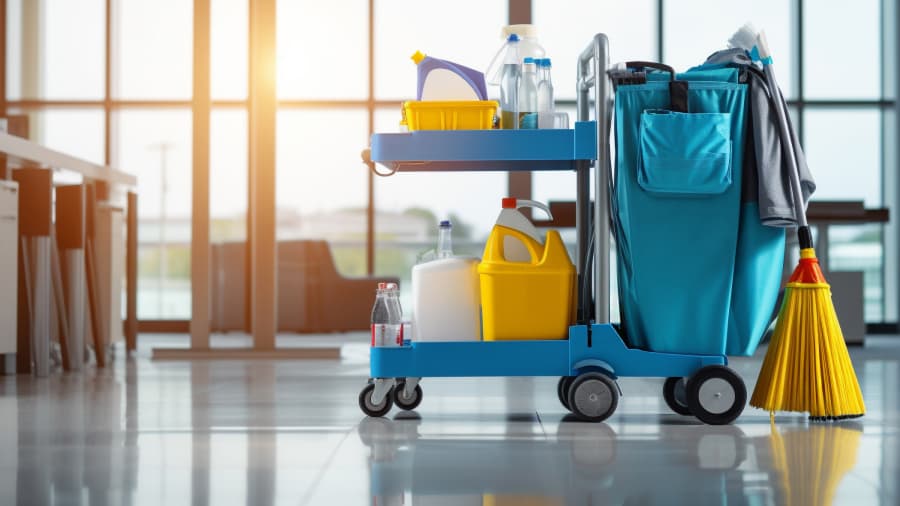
[704,49,816,227]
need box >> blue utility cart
[360,34,747,425]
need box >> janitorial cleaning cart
[359,34,784,425]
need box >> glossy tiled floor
[1,335,898,505]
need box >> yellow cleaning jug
[478,225,575,341]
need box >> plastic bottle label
[371,323,402,347]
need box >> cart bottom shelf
[370,324,727,379]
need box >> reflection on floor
[0,333,898,505]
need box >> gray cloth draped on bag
[704,48,816,227]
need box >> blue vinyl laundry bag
[614,67,783,356]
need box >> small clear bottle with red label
[371,282,402,347]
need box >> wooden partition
[12,168,52,375]
[55,185,87,371]
[0,132,137,372]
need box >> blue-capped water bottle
[497,34,521,129]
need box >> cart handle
[624,61,688,112]
[625,61,676,81]
[576,34,612,325]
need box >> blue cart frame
[361,34,748,425]
[371,326,725,380]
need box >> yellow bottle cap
[411,50,426,64]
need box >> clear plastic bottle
[519,57,539,129]
[385,282,404,344]
[502,24,545,61]
[486,24,546,85]
[537,58,554,115]
[499,34,521,130]
[437,220,453,258]
[371,282,401,347]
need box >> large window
[798,0,890,322]
[113,0,193,100]
[534,0,896,324]
[274,0,370,284]
[114,109,193,319]
[5,0,105,100]
[372,1,507,310]
[4,0,897,325]
[5,0,194,320]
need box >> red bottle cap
[502,197,517,209]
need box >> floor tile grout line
[297,425,355,506]
[535,410,547,438]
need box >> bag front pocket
[638,109,732,195]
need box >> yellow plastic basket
[403,100,498,131]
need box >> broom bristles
[751,249,865,419]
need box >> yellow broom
[750,246,865,420]
[734,27,865,420]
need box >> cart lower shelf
[361,324,748,425]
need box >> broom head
[750,248,865,420]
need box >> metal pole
[593,34,611,324]
[125,191,138,352]
[146,142,172,317]
[29,237,51,376]
[191,0,211,349]
[366,0,375,275]
[104,0,112,167]
[892,0,900,325]
[0,0,7,118]
[575,42,592,324]
[248,0,278,350]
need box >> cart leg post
[371,378,395,405]
[402,377,420,398]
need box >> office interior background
[1,0,899,504]
[5,0,897,328]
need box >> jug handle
[485,225,543,265]
[515,199,553,221]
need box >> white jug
[411,257,481,342]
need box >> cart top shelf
[370,121,597,172]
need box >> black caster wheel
[557,376,575,411]
[567,372,619,422]
[686,365,746,425]
[359,383,394,417]
[393,380,423,411]
[663,377,692,416]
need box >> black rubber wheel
[567,372,619,422]
[557,376,575,411]
[392,380,423,411]
[359,383,394,417]
[663,377,692,416]
[686,366,746,425]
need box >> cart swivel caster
[359,378,395,417]
[568,372,619,422]
[663,377,692,416]
[557,376,575,411]
[393,378,423,411]
[686,365,746,425]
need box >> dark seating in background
[210,240,397,333]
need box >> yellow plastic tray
[403,100,498,131]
